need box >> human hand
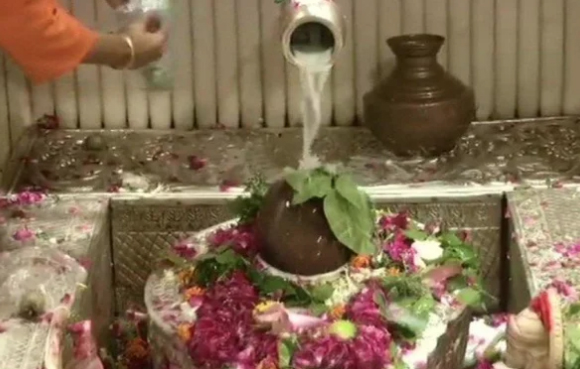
[121,15,166,69]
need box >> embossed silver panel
[507,188,580,309]
[111,198,233,312]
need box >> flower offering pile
[145,168,486,369]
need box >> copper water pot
[363,34,475,156]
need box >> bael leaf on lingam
[334,174,366,209]
[334,174,376,227]
[292,170,333,205]
[323,191,376,255]
[284,168,310,192]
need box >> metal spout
[281,0,346,67]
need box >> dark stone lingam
[254,180,352,276]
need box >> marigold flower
[124,338,149,360]
[329,305,346,319]
[351,255,371,268]
[177,323,193,342]
[387,267,401,276]
[178,268,196,286]
[184,286,205,300]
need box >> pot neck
[394,56,444,78]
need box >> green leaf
[334,174,366,209]
[259,275,296,295]
[388,303,428,337]
[308,303,329,316]
[453,244,475,259]
[456,287,482,307]
[569,303,580,317]
[373,291,389,318]
[389,344,409,369]
[284,169,309,192]
[323,191,376,255]
[412,295,436,318]
[446,275,469,291]
[278,339,296,368]
[292,170,333,205]
[309,283,335,302]
[159,251,188,268]
[230,174,268,224]
[440,232,463,246]
[404,229,428,241]
[215,248,239,264]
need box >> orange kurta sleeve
[0,0,99,84]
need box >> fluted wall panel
[0,0,579,167]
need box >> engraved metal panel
[508,188,580,297]
[507,217,532,313]
[111,199,233,310]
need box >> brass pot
[254,180,351,276]
[363,34,475,157]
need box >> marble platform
[1,117,579,368]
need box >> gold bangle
[118,34,135,70]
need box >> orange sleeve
[0,0,99,84]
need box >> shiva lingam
[254,177,353,275]
[494,288,564,369]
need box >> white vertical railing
[1,0,580,161]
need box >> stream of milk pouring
[294,46,333,169]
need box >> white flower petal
[412,240,444,261]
